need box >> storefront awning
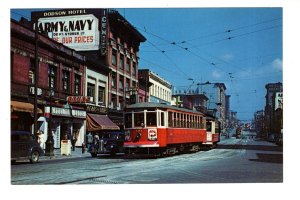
[86,113,120,131]
[11,101,42,113]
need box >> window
[206,122,212,132]
[126,59,130,73]
[134,112,144,127]
[119,55,124,70]
[112,49,117,66]
[48,65,57,91]
[146,112,157,126]
[126,78,130,92]
[87,83,95,102]
[74,75,81,95]
[98,86,105,105]
[119,75,124,91]
[168,112,173,127]
[132,62,136,77]
[125,113,132,128]
[62,70,70,92]
[161,112,165,126]
[112,72,116,88]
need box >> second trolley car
[123,102,208,156]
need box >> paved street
[11,136,282,184]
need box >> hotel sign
[34,9,100,51]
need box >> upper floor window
[87,83,95,102]
[119,55,124,70]
[48,65,57,91]
[98,86,105,105]
[112,49,117,66]
[112,72,117,89]
[62,70,70,92]
[74,74,81,95]
[126,59,130,73]
[132,62,136,77]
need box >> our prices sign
[37,14,99,51]
[148,129,157,141]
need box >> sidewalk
[40,147,91,161]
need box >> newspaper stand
[61,140,71,155]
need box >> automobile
[11,131,45,163]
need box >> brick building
[11,19,87,148]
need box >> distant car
[11,131,44,163]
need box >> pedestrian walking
[86,132,93,150]
[71,134,77,151]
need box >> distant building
[264,82,283,138]
[254,110,264,137]
[139,69,172,105]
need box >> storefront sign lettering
[67,96,91,104]
[51,107,71,117]
[86,105,107,114]
[71,109,86,118]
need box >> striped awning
[86,113,120,131]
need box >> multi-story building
[140,69,172,105]
[11,19,87,149]
[254,110,264,137]
[200,83,227,130]
[31,8,146,127]
[264,82,283,139]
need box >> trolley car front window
[134,113,144,127]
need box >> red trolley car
[123,102,208,156]
[203,115,220,149]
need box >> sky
[10,7,283,121]
[3,0,300,199]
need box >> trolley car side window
[125,113,132,128]
[146,112,157,126]
[134,112,144,127]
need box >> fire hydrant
[82,142,86,154]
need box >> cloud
[272,58,283,71]
[212,70,222,78]
[221,53,234,62]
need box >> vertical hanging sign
[100,9,108,56]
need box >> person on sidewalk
[86,132,93,150]
[71,134,77,151]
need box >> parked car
[11,131,44,163]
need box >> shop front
[43,106,86,148]
[11,100,42,132]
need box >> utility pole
[33,20,39,137]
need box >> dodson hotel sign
[31,9,108,52]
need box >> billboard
[35,12,100,51]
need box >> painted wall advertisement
[37,14,100,51]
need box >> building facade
[11,19,87,149]
[264,82,283,139]
[31,8,146,127]
[146,70,172,105]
